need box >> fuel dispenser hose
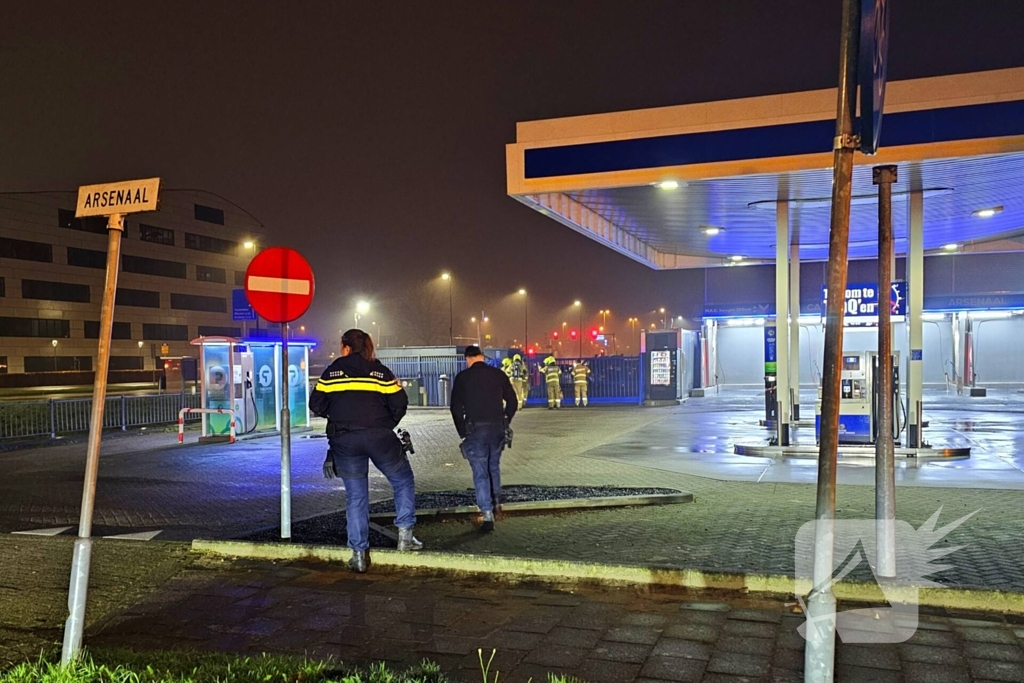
[244,382,259,434]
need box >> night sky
[3,1,1023,349]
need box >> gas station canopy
[506,68,1024,268]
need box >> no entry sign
[244,247,315,323]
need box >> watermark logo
[794,508,977,643]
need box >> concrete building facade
[0,189,263,375]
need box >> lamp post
[518,289,528,351]
[574,301,583,357]
[659,307,667,329]
[355,300,370,328]
[243,241,259,334]
[52,339,58,371]
[137,340,144,370]
[372,321,384,347]
[471,313,489,345]
[441,273,453,346]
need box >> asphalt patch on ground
[240,485,681,548]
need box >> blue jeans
[461,424,505,513]
[330,428,416,551]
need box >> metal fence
[381,355,469,406]
[525,356,642,405]
[0,392,202,440]
[377,353,641,407]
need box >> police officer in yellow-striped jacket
[309,328,420,573]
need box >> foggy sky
[3,1,1023,348]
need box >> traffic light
[570,330,578,340]
[590,328,599,340]
[527,347,536,356]
[552,331,559,340]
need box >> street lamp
[574,301,583,357]
[599,309,610,328]
[471,313,489,345]
[51,339,58,371]
[355,300,370,327]
[371,321,383,346]
[659,307,668,329]
[518,289,528,351]
[441,272,453,345]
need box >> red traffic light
[552,331,559,340]
[590,328,599,339]
[527,347,536,356]
[570,330,578,340]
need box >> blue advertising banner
[703,302,774,318]
[232,288,257,321]
[923,293,1024,312]
[764,324,777,375]
[822,281,906,323]
[858,0,890,154]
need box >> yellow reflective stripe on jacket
[314,378,403,394]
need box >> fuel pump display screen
[843,356,861,371]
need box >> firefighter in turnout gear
[511,354,529,409]
[501,357,514,380]
[572,360,591,407]
[542,356,562,409]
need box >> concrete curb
[367,492,694,520]
[190,539,1024,615]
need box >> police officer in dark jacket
[309,329,421,572]
[450,346,518,533]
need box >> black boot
[480,510,495,534]
[347,549,370,573]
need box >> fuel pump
[872,351,905,444]
[233,345,257,433]
[815,350,904,445]
[763,324,778,428]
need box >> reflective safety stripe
[314,378,403,394]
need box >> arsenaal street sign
[75,177,161,217]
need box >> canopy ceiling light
[972,205,1004,218]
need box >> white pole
[907,190,924,447]
[790,239,801,421]
[280,324,291,539]
[775,200,791,445]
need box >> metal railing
[525,356,642,405]
[0,392,202,440]
[380,355,469,406]
[376,353,642,407]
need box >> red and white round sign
[244,247,315,324]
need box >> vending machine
[642,329,681,405]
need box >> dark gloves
[323,452,337,479]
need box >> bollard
[439,374,451,407]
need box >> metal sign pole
[805,0,860,680]
[61,212,125,664]
[874,165,898,578]
[280,322,291,539]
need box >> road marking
[104,530,162,541]
[246,276,310,295]
[12,526,73,536]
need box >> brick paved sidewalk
[85,554,1024,683]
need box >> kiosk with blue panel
[191,335,315,440]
